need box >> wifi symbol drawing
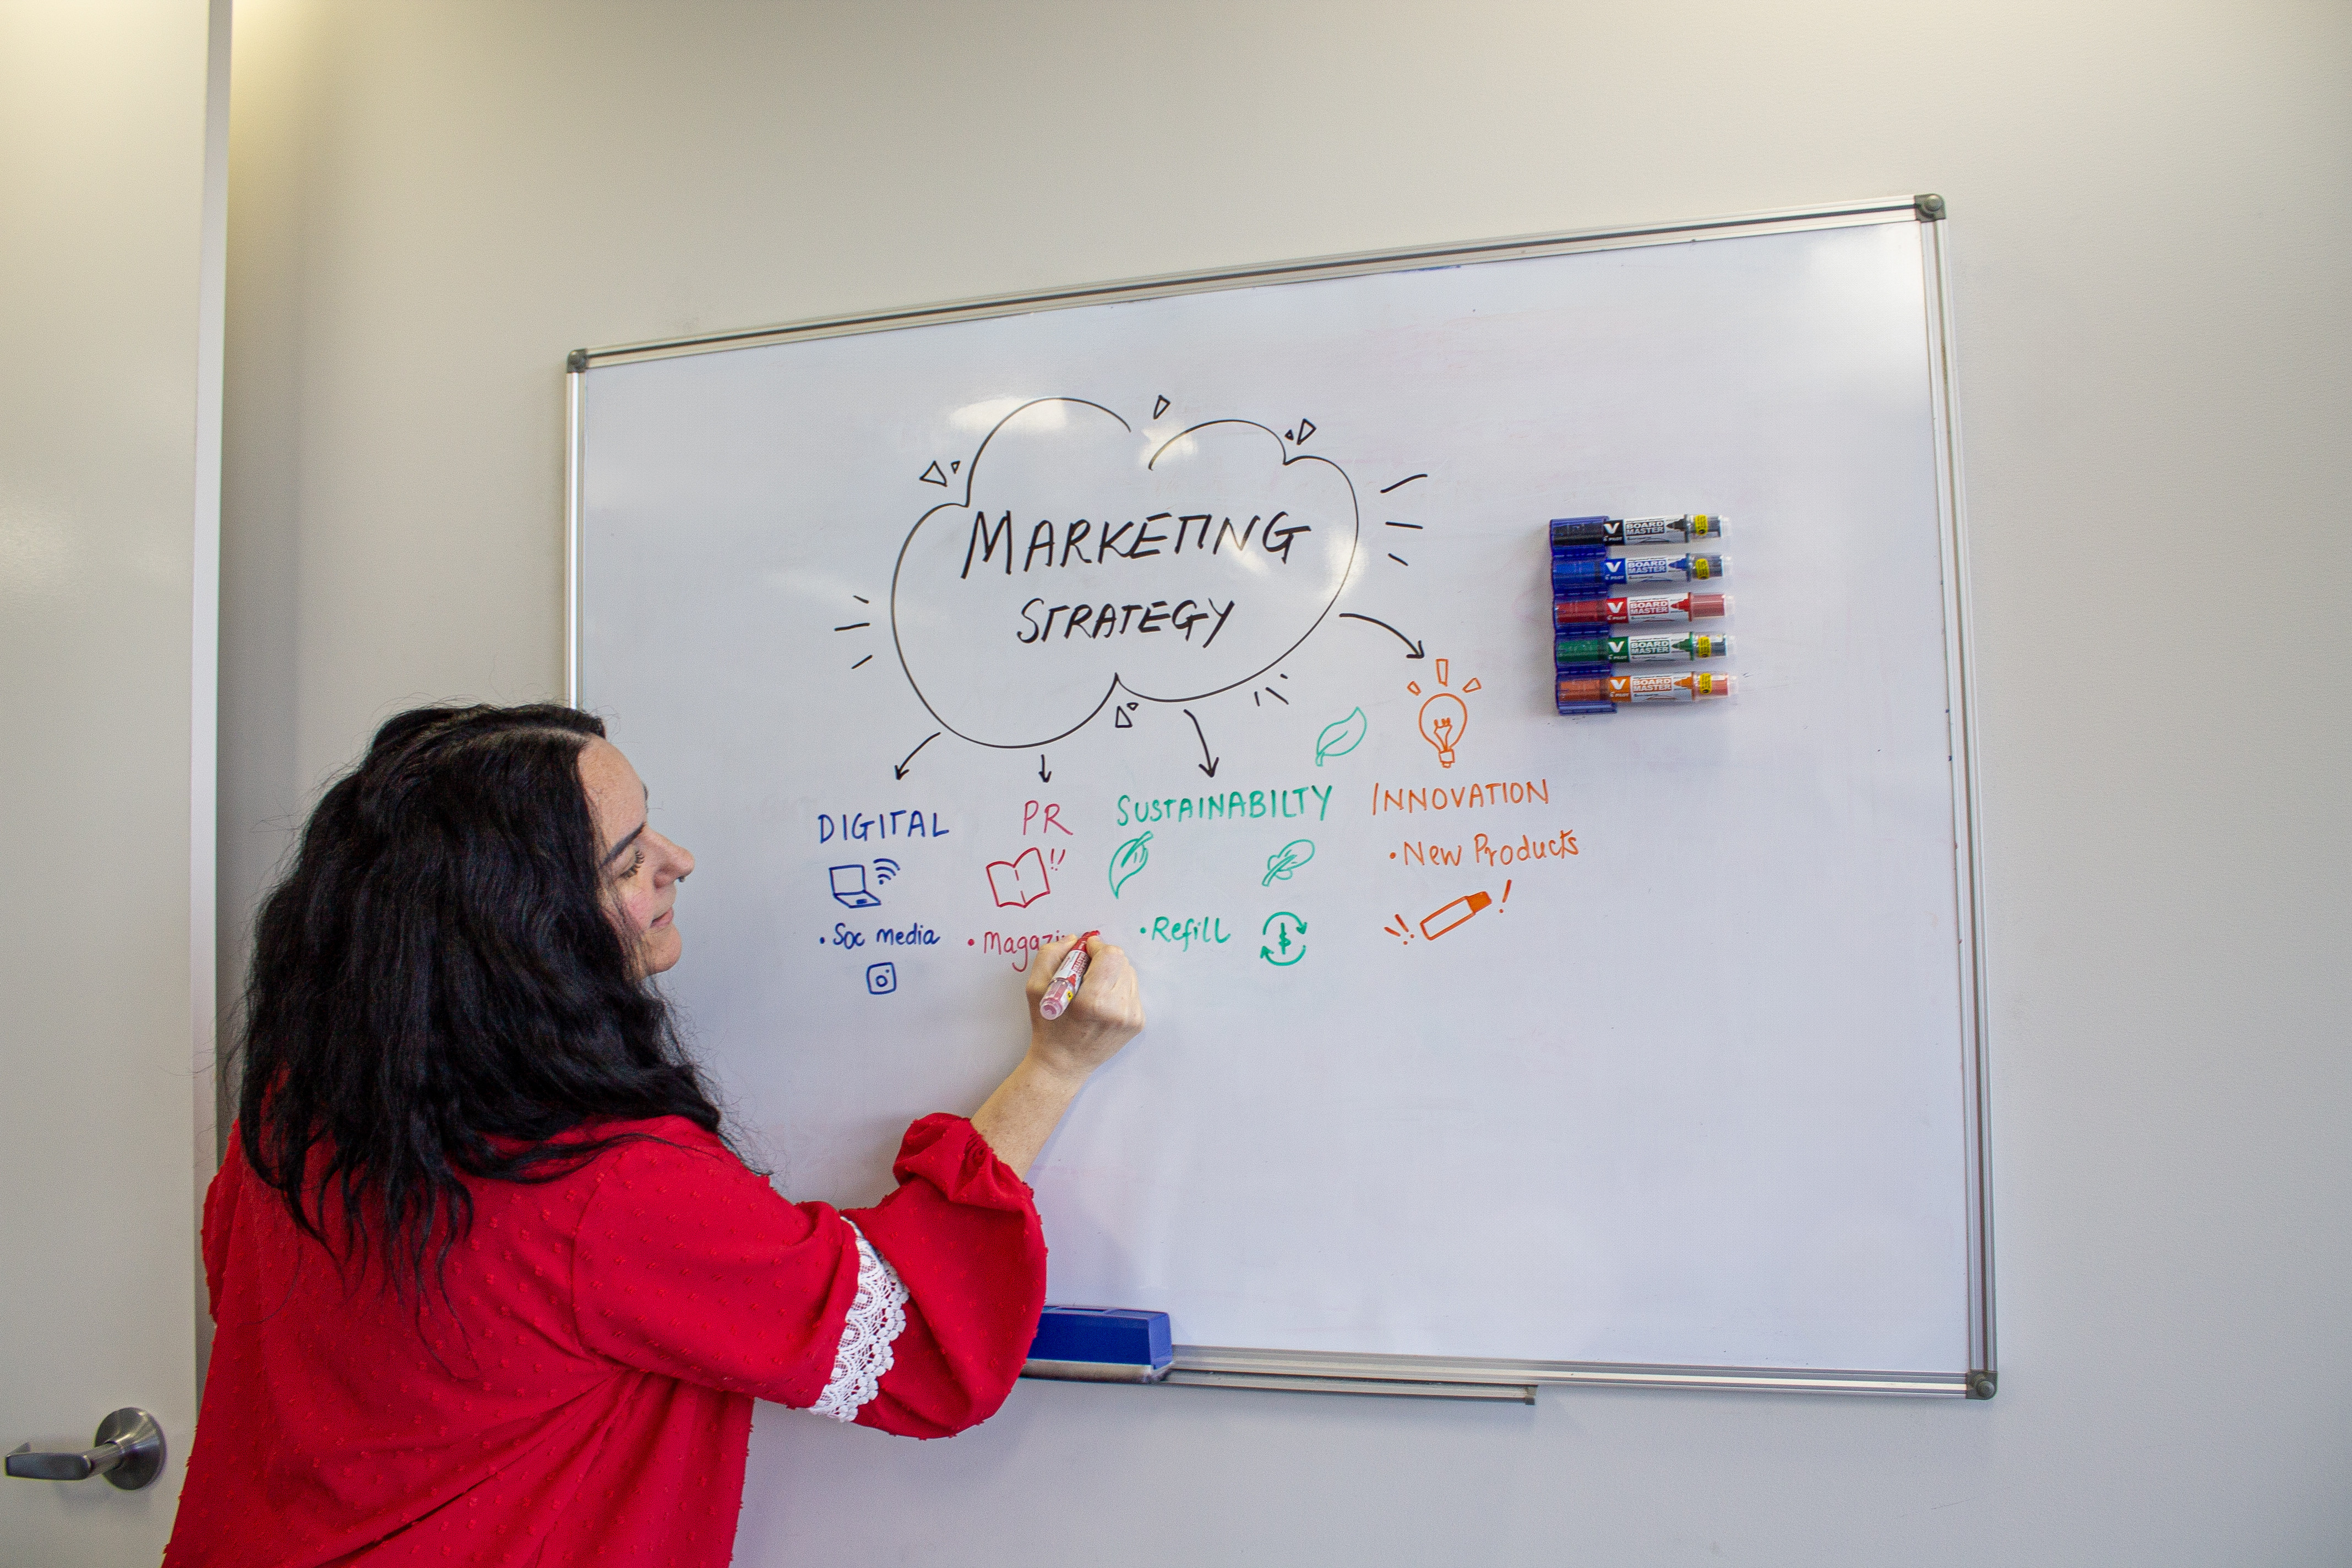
[873,858,900,885]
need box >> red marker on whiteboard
[1038,932,1101,1020]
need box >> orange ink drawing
[1419,890,1491,939]
[1414,655,1482,769]
[1384,889,1496,944]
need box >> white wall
[221,2,2352,1561]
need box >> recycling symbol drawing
[1260,911,1308,967]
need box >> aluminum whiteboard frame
[564,195,1996,1401]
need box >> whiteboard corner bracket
[1915,193,1948,222]
[1967,1370,1997,1401]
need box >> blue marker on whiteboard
[1550,547,1727,591]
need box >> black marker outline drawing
[1337,612,1427,659]
[1182,709,1220,778]
[1378,473,1428,493]
[892,731,941,780]
[888,398,1362,750]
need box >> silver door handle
[6,1409,165,1490]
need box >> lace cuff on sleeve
[809,1219,910,1423]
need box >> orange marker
[1419,893,1489,939]
[1038,932,1101,1020]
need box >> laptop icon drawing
[828,864,881,909]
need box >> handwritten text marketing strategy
[958,507,1314,647]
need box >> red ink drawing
[986,846,1052,908]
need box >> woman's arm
[968,935,1144,1178]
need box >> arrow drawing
[892,731,941,780]
[1038,752,1052,783]
[1338,612,1427,659]
[1182,709,1219,778]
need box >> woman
[164,704,1142,1567]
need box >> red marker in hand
[1037,932,1101,1020]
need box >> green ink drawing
[1262,839,1315,887]
[1108,831,1152,898]
[1260,910,1308,967]
[1314,707,1368,766]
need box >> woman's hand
[1023,934,1145,1081]
[969,934,1146,1178]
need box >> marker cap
[1553,596,1612,627]
[1548,516,1613,547]
[1549,555,1614,591]
[1555,674,1615,714]
[1553,633,1611,666]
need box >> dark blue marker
[1549,513,1725,547]
[1551,545,1727,592]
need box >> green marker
[1554,631,1734,668]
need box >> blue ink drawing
[830,864,882,908]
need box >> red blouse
[164,1114,1045,1567]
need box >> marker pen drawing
[1037,931,1102,1020]
[1553,592,1732,628]
[1549,514,1725,548]
[1550,547,1727,591]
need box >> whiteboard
[571,199,1994,1397]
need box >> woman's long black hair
[234,703,727,1293]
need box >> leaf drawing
[1261,839,1315,888]
[1314,706,1368,766]
[1108,831,1152,899]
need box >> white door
[0,3,226,1562]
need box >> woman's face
[578,738,695,976]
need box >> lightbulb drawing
[1418,692,1467,767]
[1407,657,1482,770]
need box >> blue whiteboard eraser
[1023,1305,1174,1384]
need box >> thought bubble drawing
[891,398,1360,748]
